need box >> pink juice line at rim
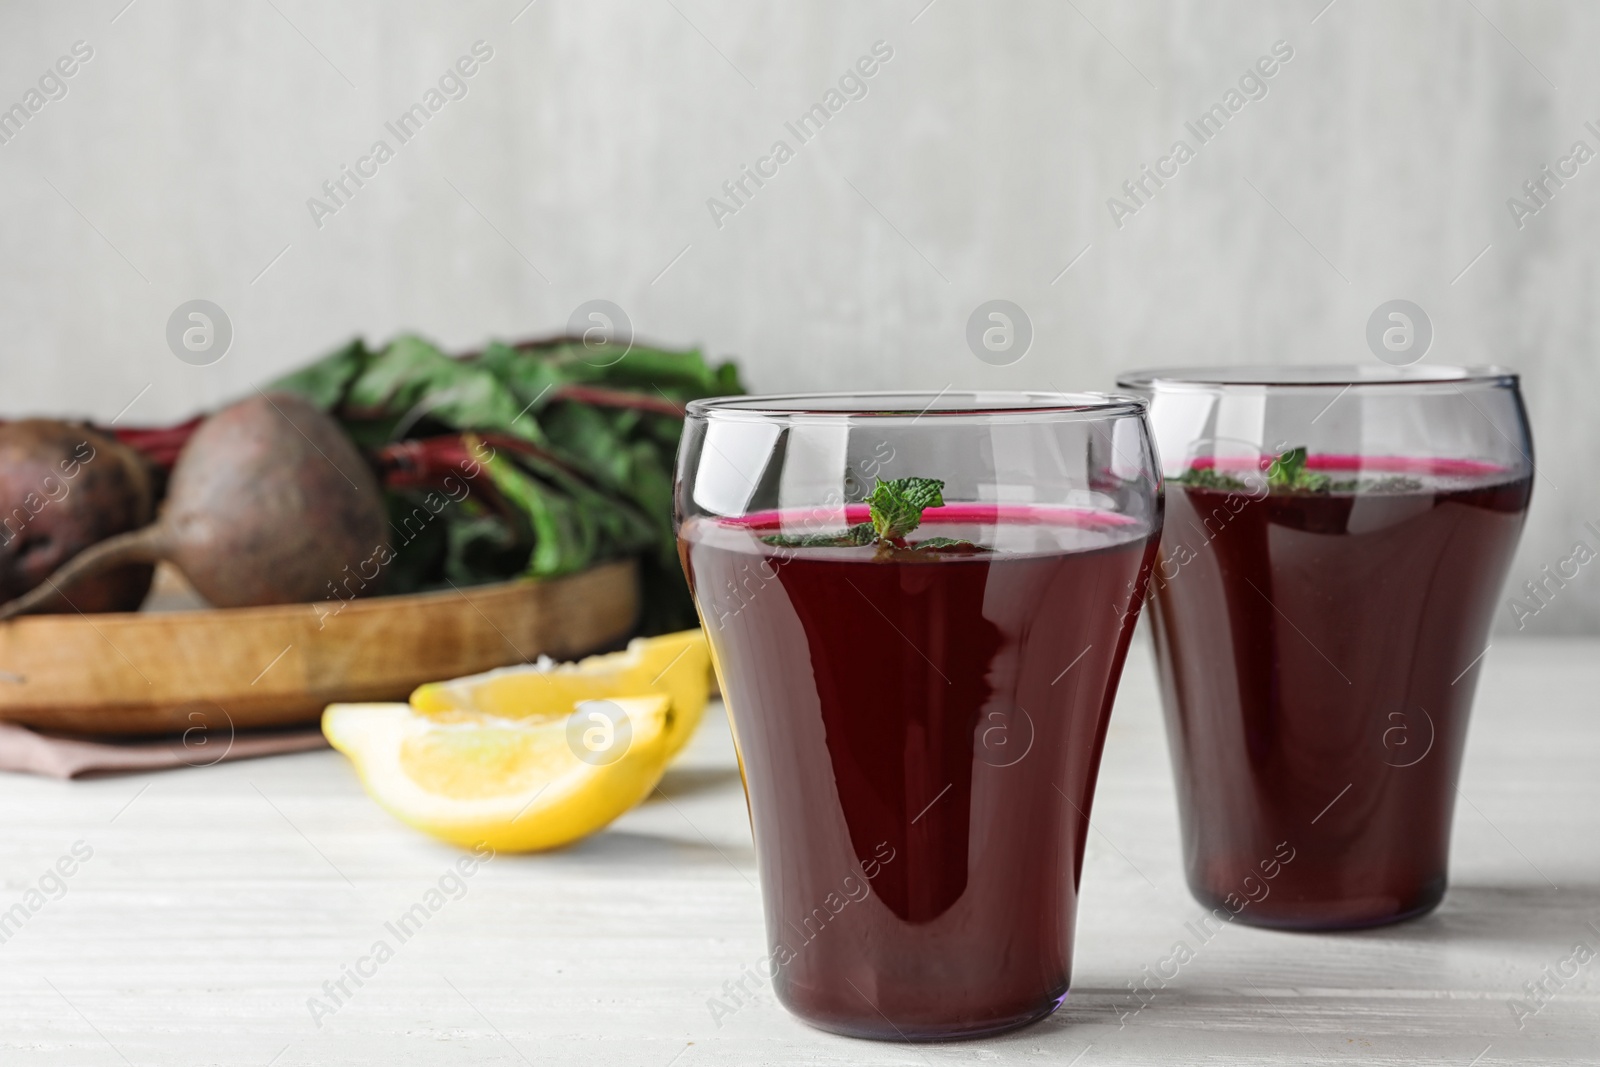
[1186,453,1512,476]
[718,502,1143,530]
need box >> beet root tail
[0,525,170,621]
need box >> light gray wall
[0,0,1595,632]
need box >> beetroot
[0,393,389,618]
[0,421,156,613]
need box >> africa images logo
[704,41,895,229]
[305,41,494,229]
[1106,40,1294,228]
[0,41,95,148]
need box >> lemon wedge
[409,629,711,758]
[323,694,673,852]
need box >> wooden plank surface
[0,636,1595,1064]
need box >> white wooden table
[2,637,1596,1065]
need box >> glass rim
[1116,364,1519,390]
[685,390,1146,420]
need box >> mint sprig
[760,476,987,553]
[1177,448,1429,496]
[1174,447,1324,493]
[1267,446,1330,492]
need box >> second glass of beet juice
[674,392,1162,1039]
[1118,365,1533,930]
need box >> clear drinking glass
[1116,365,1534,930]
[674,392,1162,1039]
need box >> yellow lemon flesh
[409,629,711,758]
[323,694,672,852]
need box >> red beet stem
[107,417,205,471]
[549,384,685,417]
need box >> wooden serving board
[0,560,639,736]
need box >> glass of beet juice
[674,392,1162,1040]
[1117,365,1533,930]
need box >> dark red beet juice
[682,506,1158,1039]
[1148,464,1532,929]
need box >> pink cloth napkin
[0,721,328,779]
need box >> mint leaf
[1326,474,1425,494]
[867,477,945,541]
[1175,466,1250,491]
[911,536,986,553]
[761,523,875,548]
[845,522,876,544]
[1361,475,1424,493]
